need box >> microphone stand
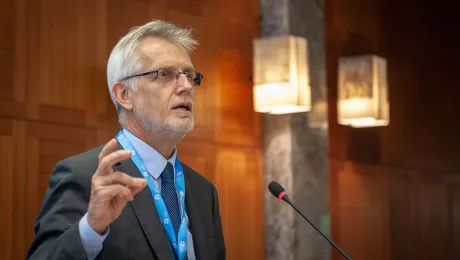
[282,195,352,260]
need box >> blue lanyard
[116,130,188,260]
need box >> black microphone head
[268,181,286,199]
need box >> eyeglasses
[119,68,203,86]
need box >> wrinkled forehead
[135,36,194,71]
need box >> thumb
[134,178,147,186]
[131,179,148,195]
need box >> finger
[129,180,148,195]
[116,193,132,203]
[98,138,118,164]
[97,150,132,176]
[98,184,133,201]
[96,171,146,187]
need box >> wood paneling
[215,147,264,260]
[0,0,263,259]
[330,160,390,260]
[0,136,14,260]
[448,183,460,259]
[327,0,460,259]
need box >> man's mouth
[171,102,192,111]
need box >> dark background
[327,0,460,259]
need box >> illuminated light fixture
[252,35,311,114]
[337,55,390,127]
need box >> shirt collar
[122,128,177,180]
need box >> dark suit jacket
[26,143,226,260]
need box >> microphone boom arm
[282,195,351,260]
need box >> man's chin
[165,120,194,137]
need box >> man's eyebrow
[156,64,195,71]
[182,66,195,72]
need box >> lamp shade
[337,55,390,127]
[253,35,310,114]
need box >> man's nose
[176,73,193,89]
[175,73,193,95]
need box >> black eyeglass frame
[119,68,204,86]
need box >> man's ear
[112,82,133,111]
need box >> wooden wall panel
[387,172,417,260]
[448,183,460,259]
[0,0,263,259]
[327,0,460,259]
[215,147,264,260]
[330,160,389,260]
[0,135,14,260]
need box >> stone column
[260,0,329,259]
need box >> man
[26,20,226,260]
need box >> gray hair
[106,20,199,116]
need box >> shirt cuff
[79,212,109,260]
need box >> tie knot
[162,162,175,180]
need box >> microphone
[268,181,352,260]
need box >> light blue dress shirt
[78,128,196,260]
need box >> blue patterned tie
[161,162,187,260]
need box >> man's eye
[158,71,169,78]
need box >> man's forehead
[143,56,194,71]
[136,37,193,69]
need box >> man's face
[130,37,195,140]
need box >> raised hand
[87,138,147,234]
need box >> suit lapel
[114,140,209,260]
[114,144,171,260]
[184,168,209,260]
